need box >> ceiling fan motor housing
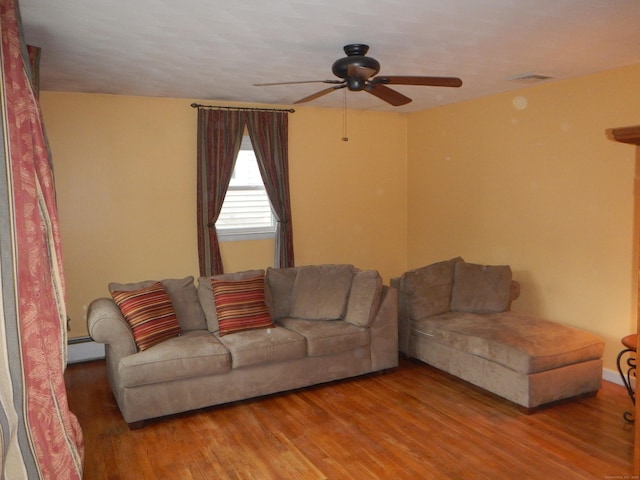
[331,44,380,90]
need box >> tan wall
[40,94,408,338]
[41,63,640,372]
[407,63,640,370]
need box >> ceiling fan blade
[254,79,344,86]
[293,84,346,104]
[365,84,412,106]
[371,76,463,88]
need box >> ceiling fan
[254,44,462,106]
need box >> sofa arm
[510,280,521,304]
[370,286,399,371]
[390,277,410,355]
[87,298,137,358]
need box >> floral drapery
[0,0,84,478]
[196,107,294,276]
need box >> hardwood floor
[65,358,634,479]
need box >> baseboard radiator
[67,336,105,364]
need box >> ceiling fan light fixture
[347,76,365,91]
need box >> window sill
[217,231,276,242]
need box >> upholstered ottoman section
[218,326,306,369]
[412,311,604,375]
[118,330,231,387]
[277,317,370,357]
[409,334,603,408]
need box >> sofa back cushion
[198,269,265,333]
[289,264,354,320]
[109,276,206,331]
[343,270,383,327]
[401,257,462,320]
[265,267,298,319]
[450,262,512,313]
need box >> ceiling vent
[509,73,553,83]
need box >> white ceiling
[18,0,640,113]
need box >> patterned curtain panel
[0,0,83,478]
[246,111,295,268]
[26,44,39,97]
[196,108,245,276]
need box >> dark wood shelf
[607,125,640,146]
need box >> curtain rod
[190,103,294,113]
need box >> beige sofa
[392,258,604,411]
[88,264,398,427]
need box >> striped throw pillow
[211,274,274,336]
[111,282,182,351]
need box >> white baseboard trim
[603,368,623,386]
[603,367,635,390]
[67,336,105,364]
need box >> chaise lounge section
[392,258,604,411]
[88,264,398,427]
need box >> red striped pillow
[211,274,274,336]
[111,282,182,351]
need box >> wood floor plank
[65,358,634,479]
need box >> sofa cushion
[450,262,512,313]
[162,277,208,331]
[289,264,354,320]
[401,257,462,320]
[343,270,383,327]
[411,311,604,375]
[118,330,231,387]
[265,267,298,319]
[110,282,182,351]
[277,317,370,357]
[217,326,306,368]
[212,274,275,336]
[198,269,265,333]
[109,276,207,331]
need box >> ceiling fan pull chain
[342,88,349,142]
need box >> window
[215,135,276,241]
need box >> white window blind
[216,135,276,240]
